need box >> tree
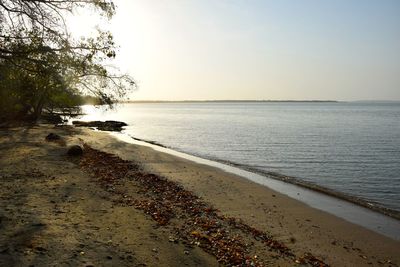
[0,0,135,121]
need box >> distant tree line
[0,0,135,122]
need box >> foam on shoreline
[110,131,400,241]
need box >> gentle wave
[79,101,400,213]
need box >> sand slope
[1,125,399,266]
[0,126,217,267]
[79,127,400,267]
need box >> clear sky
[70,0,400,101]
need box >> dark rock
[72,120,127,131]
[67,145,83,156]
[45,133,61,141]
[35,246,47,252]
[105,120,127,127]
[72,121,95,127]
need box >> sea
[79,101,400,214]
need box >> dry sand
[0,125,399,266]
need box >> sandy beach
[1,125,399,267]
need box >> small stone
[45,133,61,141]
[35,246,47,252]
[184,250,189,255]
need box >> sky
[69,0,400,101]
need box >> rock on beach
[72,120,127,131]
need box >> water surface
[79,101,400,213]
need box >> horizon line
[119,99,400,103]
[121,99,340,103]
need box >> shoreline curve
[110,131,400,241]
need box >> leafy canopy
[0,0,135,121]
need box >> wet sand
[1,125,399,266]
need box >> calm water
[80,102,400,212]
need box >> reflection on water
[78,102,400,212]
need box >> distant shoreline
[121,100,340,103]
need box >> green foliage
[0,0,135,122]
[0,56,81,121]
